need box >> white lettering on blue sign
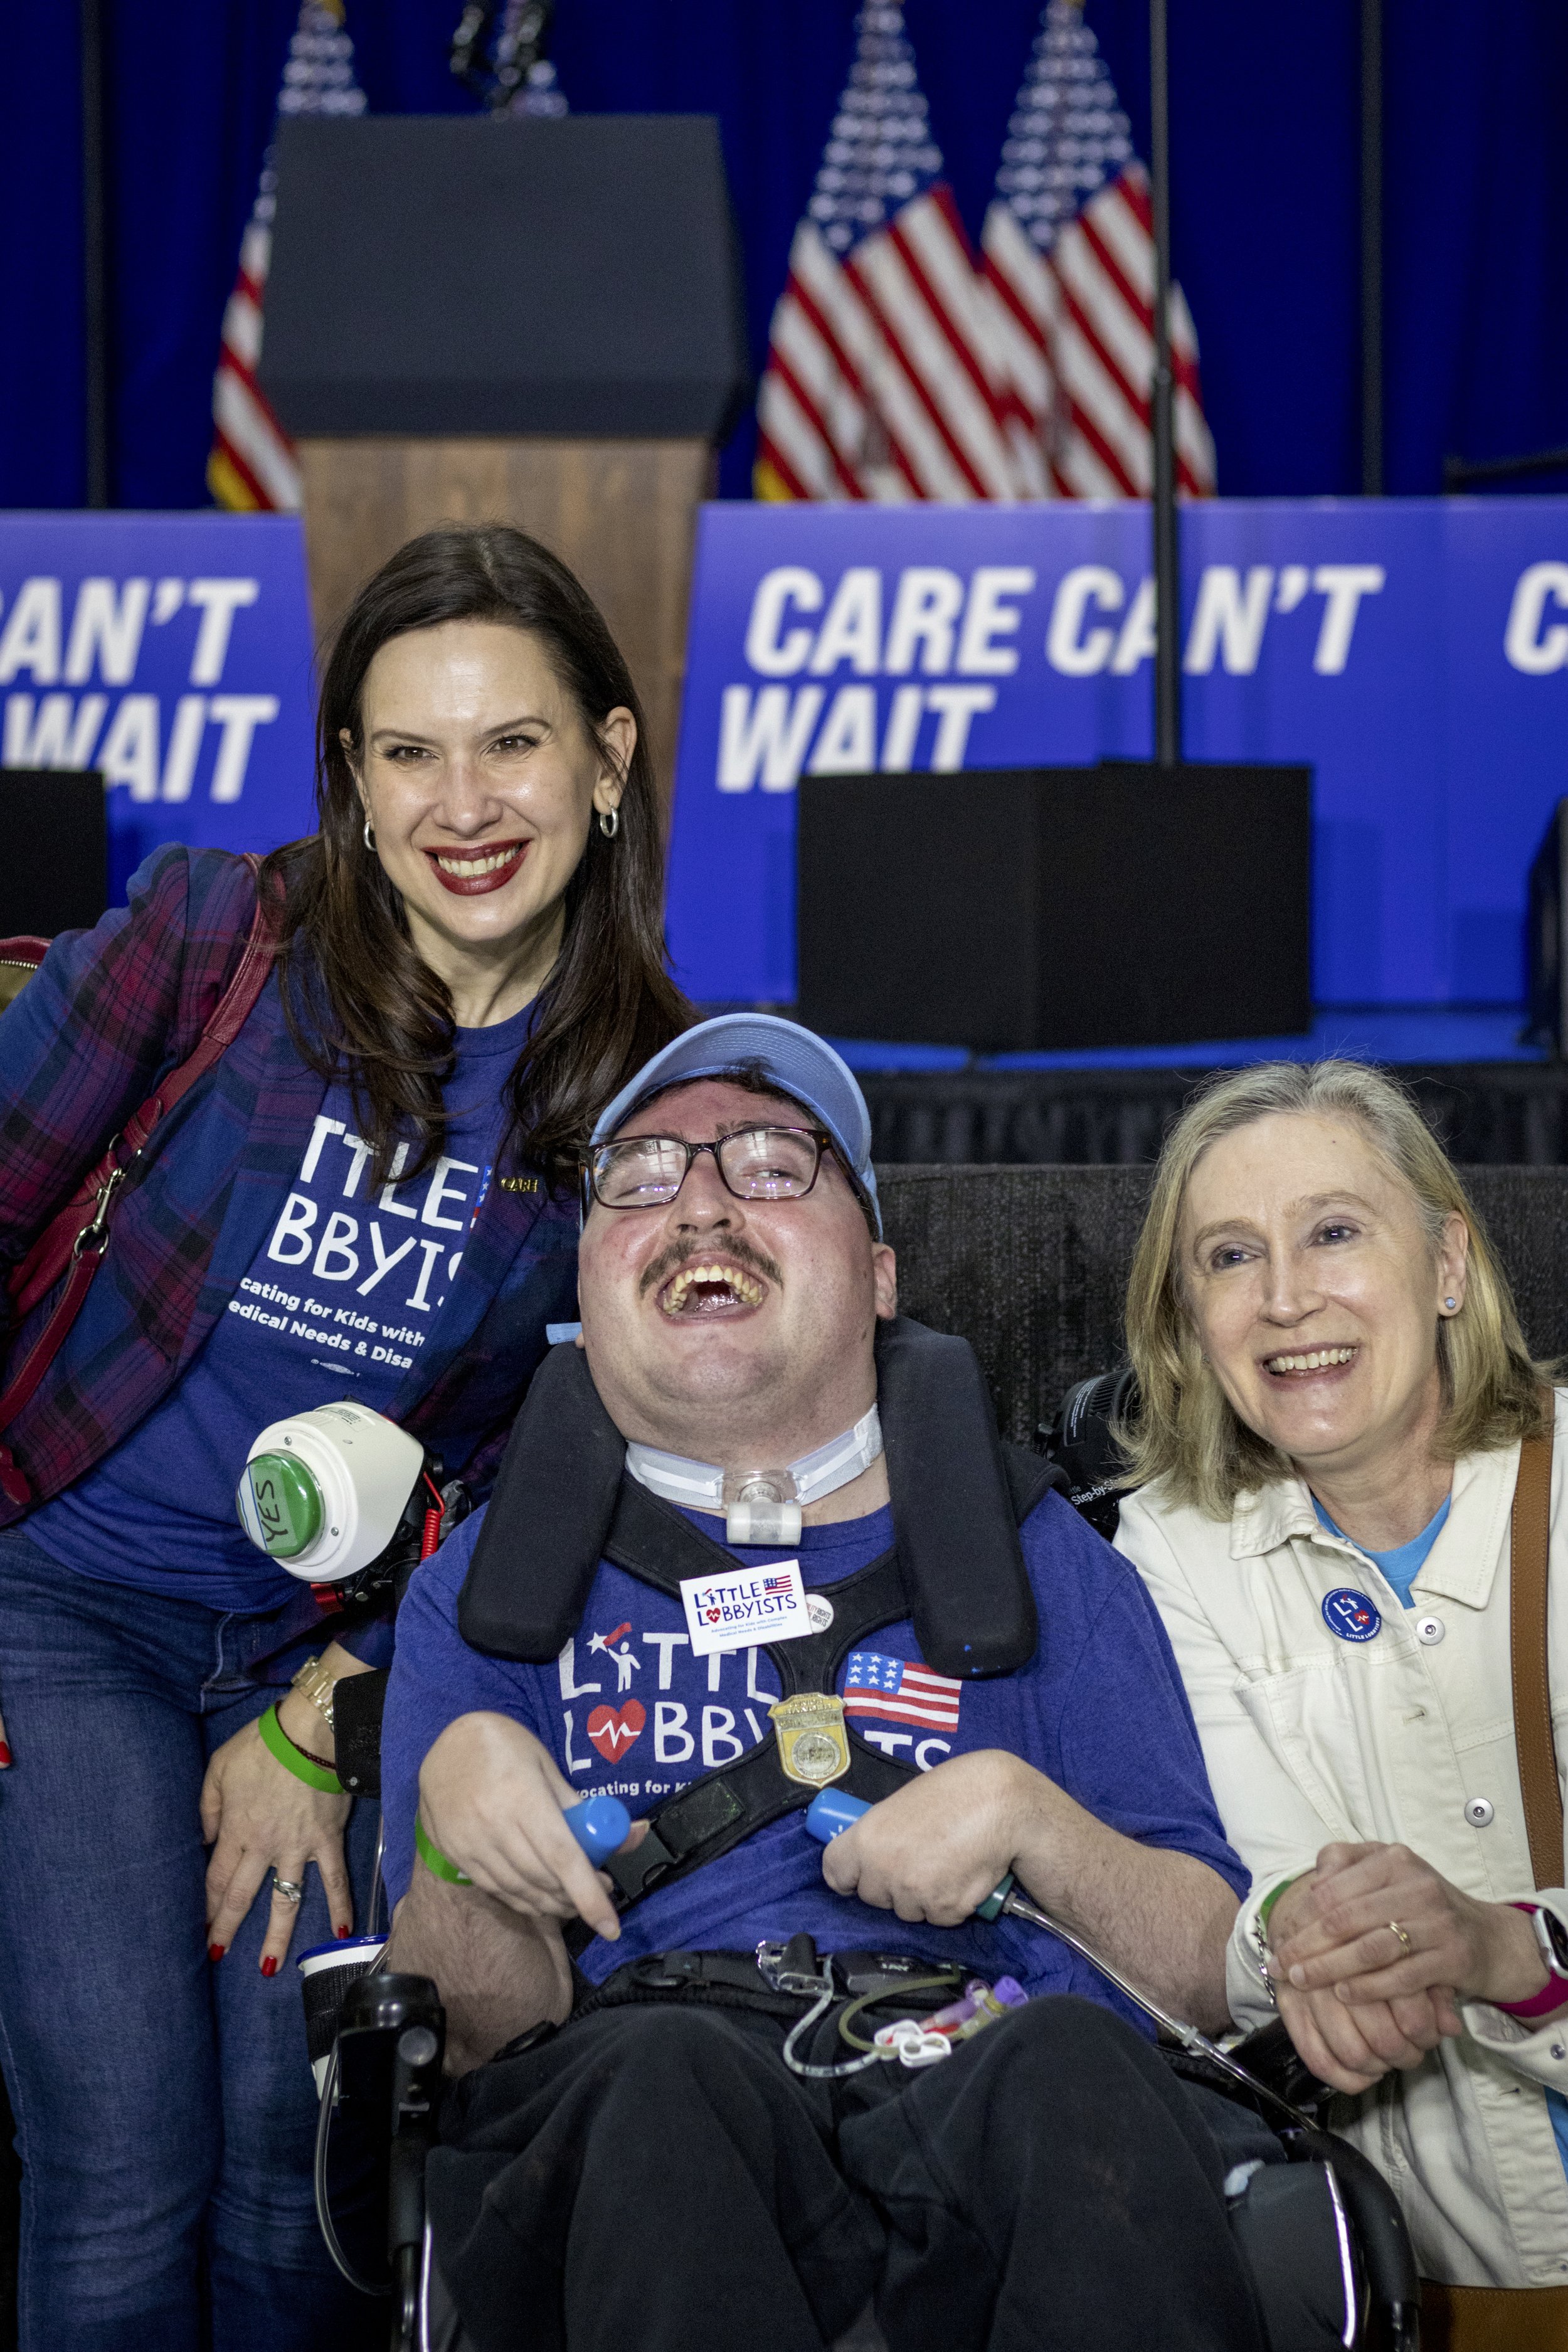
[564,500,1568,1007]
[0,516,315,904]
[709,554,1398,798]
[1505,563,1568,674]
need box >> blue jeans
[0,1529,385,2352]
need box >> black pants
[427,1992,1276,2352]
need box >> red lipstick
[424,840,529,897]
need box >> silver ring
[272,1874,305,1906]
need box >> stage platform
[814,1009,1568,1166]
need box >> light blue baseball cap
[589,1014,881,1234]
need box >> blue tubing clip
[803,1788,1017,1921]
[564,1793,633,1866]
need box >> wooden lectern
[259,117,750,807]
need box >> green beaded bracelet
[258,1701,344,1795]
[415,1817,472,1885]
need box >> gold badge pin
[770,1693,850,1788]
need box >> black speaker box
[1525,797,1568,1054]
[0,769,109,940]
[259,115,750,440]
[796,761,1312,1052]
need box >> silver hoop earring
[363,817,376,852]
[598,806,620,840]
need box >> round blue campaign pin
[1322,1588,1382,1643]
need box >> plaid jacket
[0,844,580,1530]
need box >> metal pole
[1149,0,1180,766]
[81,0,110,507]
[1360,0,1383,495]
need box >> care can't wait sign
[0,512,317,899]
[665,498,1568,1014]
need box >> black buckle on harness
[756,1933,832,1998]
[623,1950,783,1997]
[602,1824,681,1905]
[601,1779,748,1905]
[591,1942,969,2008]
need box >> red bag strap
[113,855,281,1155]
[0,856,281,1507]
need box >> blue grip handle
[805,1789,870,1843]
[564,1794,632,1865]
[804,1790,1015,1919]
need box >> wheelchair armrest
[334,1668,388,1798]
[321,1971,447,2348]
[1190,2020,1420,2349]
[1281,2122,1421,2352]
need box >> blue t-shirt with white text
[381,1486,1248,2028]
[31,1004,536,1606]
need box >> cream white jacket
[1116,1391,1568,2289]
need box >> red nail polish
[260,1956,279,1978]
[336,1926,352,1940]
[0,1744,13,1767]
[208,1943,226,1962]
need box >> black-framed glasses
[584,1125,837,1211]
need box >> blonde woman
[1111,1060,1568,2323]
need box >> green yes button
[237,1451,324,1559]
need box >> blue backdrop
[4,1,1568,512]
[8,495,1565,1024]
[666,496,1568,1012]
[0,512,316,898]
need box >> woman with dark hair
[0,524,691,2351]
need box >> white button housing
[1465,1796,1495,1828]
[239,1401,423,1583]
[1416,1614,1445,1645]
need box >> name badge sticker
[681,1560,813,1656]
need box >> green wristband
[415,1816,472,1886]
[258,1701,344,1794]
[1258,1873,1306,1938]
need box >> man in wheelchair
[375,1017,1377,2352]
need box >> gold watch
[290,1653,339,1735]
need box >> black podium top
[258,115,749,441]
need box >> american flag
[763,1574,794,1594]
[843,1651,962,1731]
[206,1,365,514]
[980,1,1216,499]
[754,4,1014,504]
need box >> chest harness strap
[458,1316,1061,1954]
[575,1479,923,1948]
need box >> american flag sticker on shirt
[843,1652,962,1732]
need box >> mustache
[638,1234,784,1298]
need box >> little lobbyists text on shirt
[236,1106,494,1377]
